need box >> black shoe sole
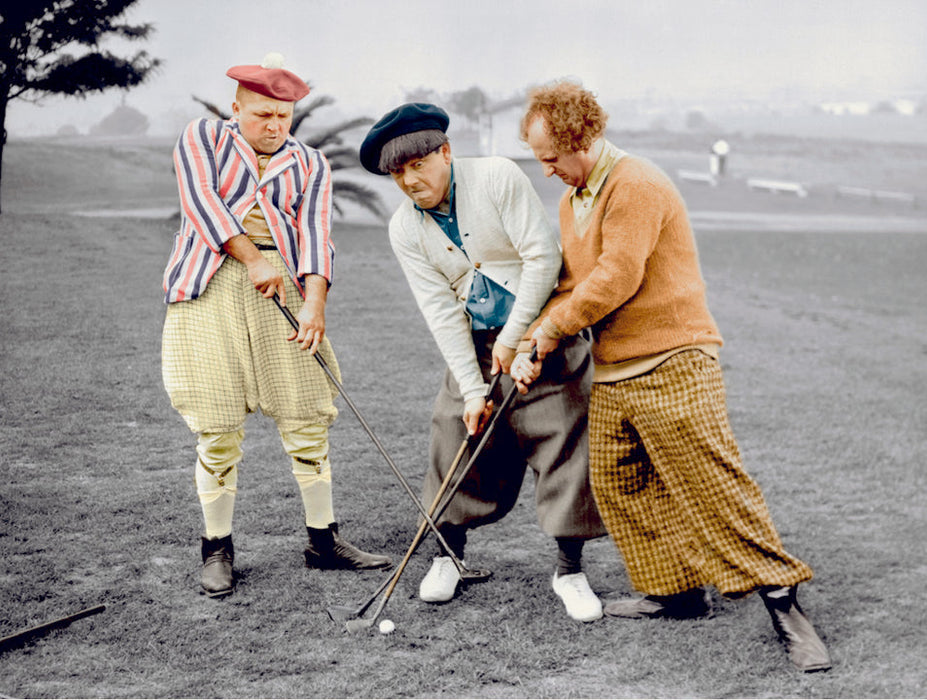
[201,586,234,598]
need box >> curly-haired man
[513,80,831,672]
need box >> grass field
[1,133,926,699]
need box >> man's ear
[440,141,452,164]
[231,101,240,117]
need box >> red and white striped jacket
[162,118,334,303]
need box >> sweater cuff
[540,316,566,340]
[462,384,489,403]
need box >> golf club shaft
[430,348,536,526]
[357,361,527,628]
[270,293,467,569]
[0,605,105,652]
[361,437,472,626]
[411,368,501,536]
[342,437,470,622]
[358,366,504,618]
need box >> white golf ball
[378,619,395,634]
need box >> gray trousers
[424,330,606,540]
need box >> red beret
[226,64,310,102]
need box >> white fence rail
[746,178,809,198]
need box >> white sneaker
[552,572,603,622]
[419,556,461,602]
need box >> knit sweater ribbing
[543,154,723,365]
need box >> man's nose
[542,163,555,177]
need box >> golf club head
[459,567,493,584]
[326,605,360,623]
[344,617,375,633]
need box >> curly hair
[520,80,608,154]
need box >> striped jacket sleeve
[295,146,335,284]
[174,119,246,253]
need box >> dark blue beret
[360,102,450,175]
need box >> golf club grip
[0,604,105,652]
[272,293,302,330]
[272,293,344,395]
[269,294,462,560]
[432,346,538,524]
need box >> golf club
[341,357,534,632]
[328,366,508,624]
[270,293,488,580]
[329,437,470,624]
[428,346,538,528]
[0,604,105,653]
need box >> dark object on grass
[270,292,489,581]
[304,522,392,570]
[0,605,106,654]
[201,534,235,598]
[761,586,832,672]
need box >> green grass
[1,136,926,698]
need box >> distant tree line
[403,85,527,128]
[0,0,159,214]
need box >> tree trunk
[0,133,6,216]
[0,91,7,216]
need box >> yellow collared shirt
[243,154,275,245]
[570,140,625,237]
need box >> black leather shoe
[604,588,712,619]
[200,535,234,598]
[761,586,832,672]
[304,523,392,570]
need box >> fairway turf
[1,135,926,698]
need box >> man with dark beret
[161,53,391,599]
[360,103,606,621]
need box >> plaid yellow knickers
[161,251,340,435]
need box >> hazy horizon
[5,0,926,138]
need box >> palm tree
[192,92,387,221]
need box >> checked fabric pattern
[588,350,813,597]
[162,250,341,435]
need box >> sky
[6,0,927,137]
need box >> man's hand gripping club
[463,340,517,436]
[223,234,327,354]
[463,341,527,435]
[510,324,561,395]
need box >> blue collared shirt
[417,167,515,331]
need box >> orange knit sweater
[537,154,723,365]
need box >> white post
[710,139,730,177]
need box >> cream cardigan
[389,156,560,401]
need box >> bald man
[161,54,390,598]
